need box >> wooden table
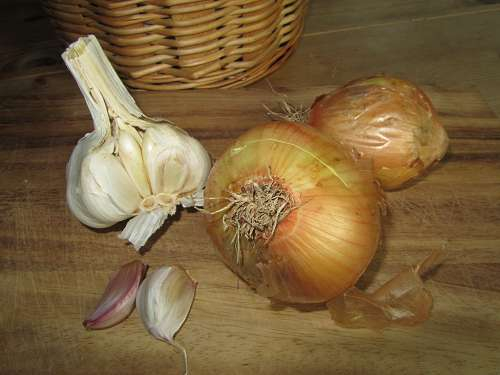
[1,1,500,374]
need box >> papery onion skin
[205,122,381,304]
[327,250,443,329]
[309,76,449,190]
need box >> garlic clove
[80,139,142,226]
[117,126,152,198]
[84,260,147,330]
[66,131,111,228]
[136,266,197,374]
[142,125,189,195]
[136,265,197,342]
[183,136,212,196]
[142,125,211,198]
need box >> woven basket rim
[43,0,308,89]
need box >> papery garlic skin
[66,132,109,229]
[84,260,147,330]
[63,35,211,249]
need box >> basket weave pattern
[43,0,307,90]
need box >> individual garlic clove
[117,126,152,198]
[136,265,197,342]
[142,125,211,198]
[142,125,187,195]
[66,130,111,228]
[182,135,212,197]
[84,260,147,330]
[79,138,142,226]
[136,266,196,374]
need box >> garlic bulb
[63,35,211,250]
[136,266,197,374]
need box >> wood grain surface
[1,1,500,375]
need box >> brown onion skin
[204,122,381,304]
[309,76,449,190]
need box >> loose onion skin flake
[204,122,382,304]
[328,250,444,329]
[309,76,449,190]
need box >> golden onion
[204,122,381,304]
[309,76,449,190]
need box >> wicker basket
[43,0,308,90]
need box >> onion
[309,76,449,190]
[204,122,381,304]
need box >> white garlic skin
[117,126,152,198]
[142,125,212,198]
[79,139,142,227]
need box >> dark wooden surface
[1,1,500,374]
